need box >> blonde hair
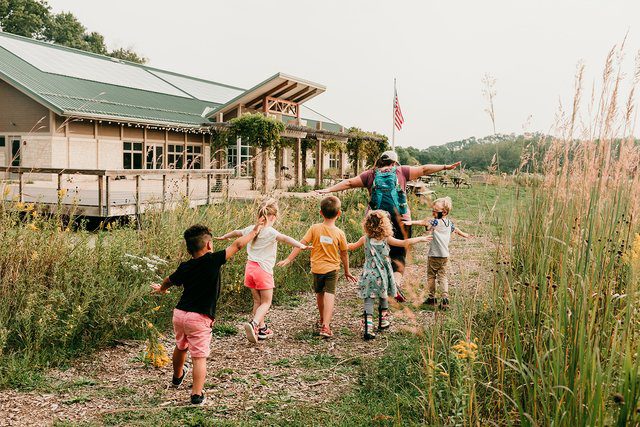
[254,197,279,242]
[363,210,393,240]
[433,196,453,214]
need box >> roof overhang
[205,72,325,120]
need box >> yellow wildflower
[152,306,161,312]
[25,203,35,212]
[31,251,39,261]
[452,339,478,361]
[26,223,38,231]
[57,189,67,198]
[15,201,25,210]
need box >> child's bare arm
[151,277,172,294]
[347,236,366,251]
[388,235,432,247]
[215,230,243,240]
[340,249,358,283]
[403,219,427,226]
[225,221,264,260]
[277,239,309,267]
[454,228,471,238]
[277,233,312,250]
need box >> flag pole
[392,78,396,149]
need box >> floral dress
[358,237,396,299]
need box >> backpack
[369,166,408,216]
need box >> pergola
[204,72,383,190]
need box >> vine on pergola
[346,127,390,174]
[212,113,285,193]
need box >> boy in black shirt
[152,221,263,405]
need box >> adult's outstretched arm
[316,176,365,194]
[408,162,462,181]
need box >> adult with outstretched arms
[317,150,461,299]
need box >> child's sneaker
[257,325,274,340]
[439,298,450,310]
[244,320,258,343]
[423,296,438,306]
[378,311,391,330]
[319,325,333,338]
[394,289,407,303]
[363,313,376,340]
[171,363,189,387]
[191,393,206,405]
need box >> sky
[47,0,640,148]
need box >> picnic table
[406,181,436,200]
[452,176,472,188]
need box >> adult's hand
[445,161,462,170]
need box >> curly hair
[363,210,393,240]
[433,196,453,214]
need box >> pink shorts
[172,309,213,358]
[244,261,275,290]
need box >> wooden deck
[1,167,233,217]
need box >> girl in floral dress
[348,210,431,340]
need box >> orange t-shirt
[303,223,348,274]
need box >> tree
[0,0,49,38]
[109,47,147,64]
[0,0,146,63]
[346,127,389,174]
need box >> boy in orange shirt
[278,196,357,337]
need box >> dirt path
[0,227,490,426]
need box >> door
[10,137,20,167]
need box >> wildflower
[15,201,25,210]
[152,306,161,312]
[26,223,38,231]
[452,339,478,361]
[147,322,154,329]
[57,189,67,198]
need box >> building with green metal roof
[0,30,352,189]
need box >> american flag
[394,88,404,131]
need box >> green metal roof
[0,31,344,131]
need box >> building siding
[0,80,50,133]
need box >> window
[329,152,340,169]
[168,144,184,169]
[227,140,253,177]
[186,145,203,169]
[123,141,143,169]
[146,145,164,169]
[0,136,4,147]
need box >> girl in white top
[216,198,310,343]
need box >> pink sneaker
[244,320,258,343]
[257,325,274,340]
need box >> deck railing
[0,167,234,217]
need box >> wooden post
[186,173,191,198]
[18,172,23,203]
[339,149,346,178]
[135,174,141,215]
[294,138,302,187]
[162,174,167,211]
[206,174,211,205]
[225,174,230,200]
[97,175,104,216]
[57,173,62,192]
[274,146,282,190]
[105,176,110,217]
[315,139,322,189]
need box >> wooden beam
[272,82,298,99]
[294,89,318,104]
[288,87,311,102]
[245,81,289,109]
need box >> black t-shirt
[169,250,226,319]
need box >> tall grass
[0,191,368,389]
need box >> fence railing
[0,167,234,217]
